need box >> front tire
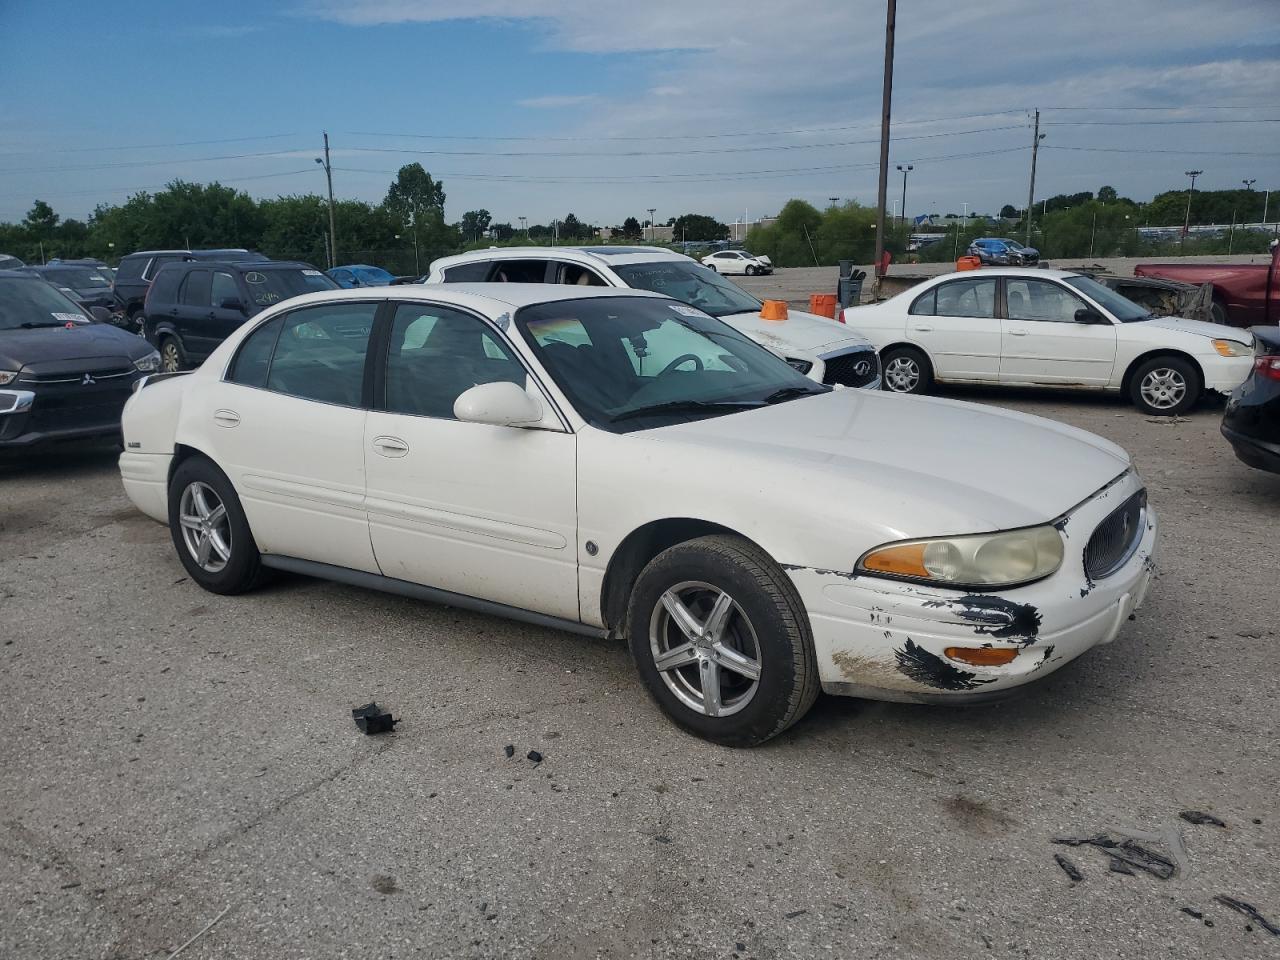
[159,335,185,373]
[1130,355,1199,416]
[626,535,819,747]
[881,345,933,394]
[168,455,266,594]
[745,265,757,276]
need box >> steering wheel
[657,354,704,377]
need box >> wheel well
[1120,350,1204,396]
[600,518,749,636]
[879,341,931,366]
[168,443,208,485]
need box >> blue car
[967,237,1040,266]
[326,264,395,288]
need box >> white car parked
[119,284,1157,745]
[425,246,877,388]
[845,267,1255,415]
[701,249,773,276]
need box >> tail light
[1255,356,1280,381]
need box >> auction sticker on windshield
[52,312,87,324]
[669,304,711,318]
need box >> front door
[906,276,1001,381]
[363,301,579,620]
[999,277,1117,385]
[213,300,381,571]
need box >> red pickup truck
[1135,241,1279,327]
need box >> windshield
[49,268,111,289]
[242,268,338,307]
[354,266,394,283]
[612,260,762,318]
[516,296,826,433]
[0,277,89,330]
[1064,275,1151,322]
[1003,240,1025,251]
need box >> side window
[179,270,212,307]
[556,263,607,287]
[211,272,239,307]
[488,259,547,283]
[909,288,937,316]
[227,315,284,388]
[117,256,146,282]
[934,278,997,319]
[441,261,491,282]
[145,255,178,280]
[265,302,377,406]
[148,267,182,304]
[1006,279,1087,323]
[385,303,525,419]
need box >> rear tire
[1209,298,1230,326]
[1130,355,1200,416]
[168,455,266,595]
[881,345,933,394]
[626,535,819,747]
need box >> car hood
[0,323,150,370]
[646,388,1130,534]
[720,308,873,354]
[1134,315,1251,344]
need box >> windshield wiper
[610,399,763,423]
[19,321,64,328]
[762,385,830,404]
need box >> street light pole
[829,197,840,209]
[314,132,338,269]
[647,208,656,243]
[1183,169,1203,241]
[873,0,896,291]
[896,164,913,226]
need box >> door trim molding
[260,554,607,638]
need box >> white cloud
[517,94,599,109]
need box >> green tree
[671,213,729,242]
[622,216,642,239]
[459,209,492,240]
[383,163,446,227]
[1097,185,1118,203]
[999,204,1019,219]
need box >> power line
[1046,119,1280,126]
[13,168,319,201]
[1044,145,1276,157]
[0,148,308,176]
[0,133,304,158]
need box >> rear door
[999,277,1117,385]
[176,269,214,358]
[905,276,1001,381]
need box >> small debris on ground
[1052,824,1188,881]
[1109,858,1135,875]
[370,875,399,895]
[503,744,515,758]
[1054,853,1084,882]
[1179,810,1226,827]
[351,702,398,735]
[784,909,807,919]
[1214,896,1280,935]
[1145,416,1191,425]
[526,750,542,764]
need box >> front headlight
[133,350,161,373]
[0,370,18,386]
[858,524,1065,589]
[1212,339,1253,358]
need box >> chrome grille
[821,348,880,388]
[1084,489,1147,581]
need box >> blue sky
[1,0,1277,227]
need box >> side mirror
[220,297,246,313]
[1074,307,1106,325]
[454,381,543,427]
[89,305,112,324]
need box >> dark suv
[143,260,338,371]
[20,263,120,321]
[113,249,268,331]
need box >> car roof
[429,245,690,272]
[926,266,1078,282]
[153,259,314,272]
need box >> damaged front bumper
[788,471,1158,703]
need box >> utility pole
[1183,169,1203,241]
[873,0,896,292]
[647,208,656,243]
[315,132,338,268]
[896,164,913,226]
[1025,110,1042,248]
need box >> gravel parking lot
[3,377,1279,956]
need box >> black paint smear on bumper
[894,638,996,691]
[923,595,1042,645]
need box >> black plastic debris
[351,702,398,735]
[1054,853,1084,882]
[1179,810,1226,828]
[1180,907,1204,920]
[1109,858,1135,876]
[503,744,515,758]
[526,750,543,764]
[1214,896,1280,935]
[1052,831,1180,880]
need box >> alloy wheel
[178,481,232,573]
[884,356,921,392]
[1140,367,1187,411]
[161,340,181,373]
[649,581,762,718]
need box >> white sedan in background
[844,267,1255,416]
[701,250,773,275]
[119,284,1156,746]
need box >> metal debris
[1179,810,1226,827]
[1214,896,1280,935]
[1054,853,1084,882]
[351,702,398,735]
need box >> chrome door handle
[372,436,409,457]
[912,325,933,332]
[213,409,240,427]
[1008,329,1028,336]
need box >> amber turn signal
[860,542,928,578]
[944,646,1020,667]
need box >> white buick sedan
[845,267,1255,415]
[119,285,1157,746]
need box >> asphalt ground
[3,351,1279,959]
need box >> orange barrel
[956,256,982,271]
[760,299,789,321]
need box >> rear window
[242,267,338,307]
[116,256,148,282]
